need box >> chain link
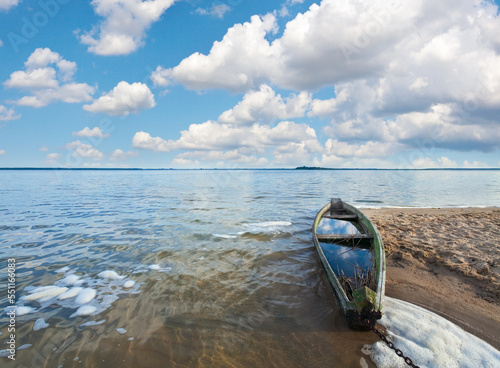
[365,319,420,368]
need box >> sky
[0,0,499,169]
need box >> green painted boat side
[312,199,386,329]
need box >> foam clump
[16,306,36,316]
[367,297,500,368]
[131,264,170,273]
[11,266,141,326]
[59,274,83,286]
[33,318,49,331]
[242,221,292,233]
[70,306,97,318]
[248,221,292,227]
[58,287,83,300]
[116,328,127,334]
[97,270,125,280]
[123,280,135,288]
[75,288,97,304]
[213,234,237,239]
[24,286,68,301]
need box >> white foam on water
[128,337,134,341]
[97,270,125,280]
[147,264,171,272]
[55,266,70,273]
[244,221,292,228]
[75,288,97,304]
[123,280,135,288]
[58,274,83,286]
[70,305,97,318]
[116,328,127,334]
[58,287,83,300]
[366,297,500,368]
[242,221,292,233]
[23,286,69,301]
[33,318,49,331]
[212,234,237,239]
[11,266,141,327]
[80,319,106,327]
[25,285,59,293]
[16,306,36,315]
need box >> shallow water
[1,169,499,367]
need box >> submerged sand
[364,207,500,349]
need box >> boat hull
[312,199,386,330]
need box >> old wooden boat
[313,198,385,329]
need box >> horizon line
[0,167,499,171]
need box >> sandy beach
[364,207,500,349]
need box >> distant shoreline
[0,167,499,171]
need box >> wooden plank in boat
[322,214,358,220]
[316,234,373,240]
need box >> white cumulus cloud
[65,140,104,161]
[109,149,139,161]
[0,105,20,121]
[0,0,19,11]
[411,156,459,168]
[46,153,61,161]
[132,131,170,152]
[133,119,322,166]
[83,81,155,116]
[142,0,500,166]
[162,0,500,98]
[155,0,500,158]
[196,4,231,19]
[463,160,489,168]
[79,0,176,55]
[155,13,279,91]
[4,48,94,107]
[73,127,110,138]
[172,150,268,167]
[218,85,311,125]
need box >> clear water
[0,169,499,367]
[319,239,373,280]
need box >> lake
[1,169,499,367]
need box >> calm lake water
[1,169,499,367]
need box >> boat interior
[315,200,374,281]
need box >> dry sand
[363,207,500,349]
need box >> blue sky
[0,0,499,168]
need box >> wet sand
[364,207,500,350]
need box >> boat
[312,198,385,329]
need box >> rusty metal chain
[365,318,420,368]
